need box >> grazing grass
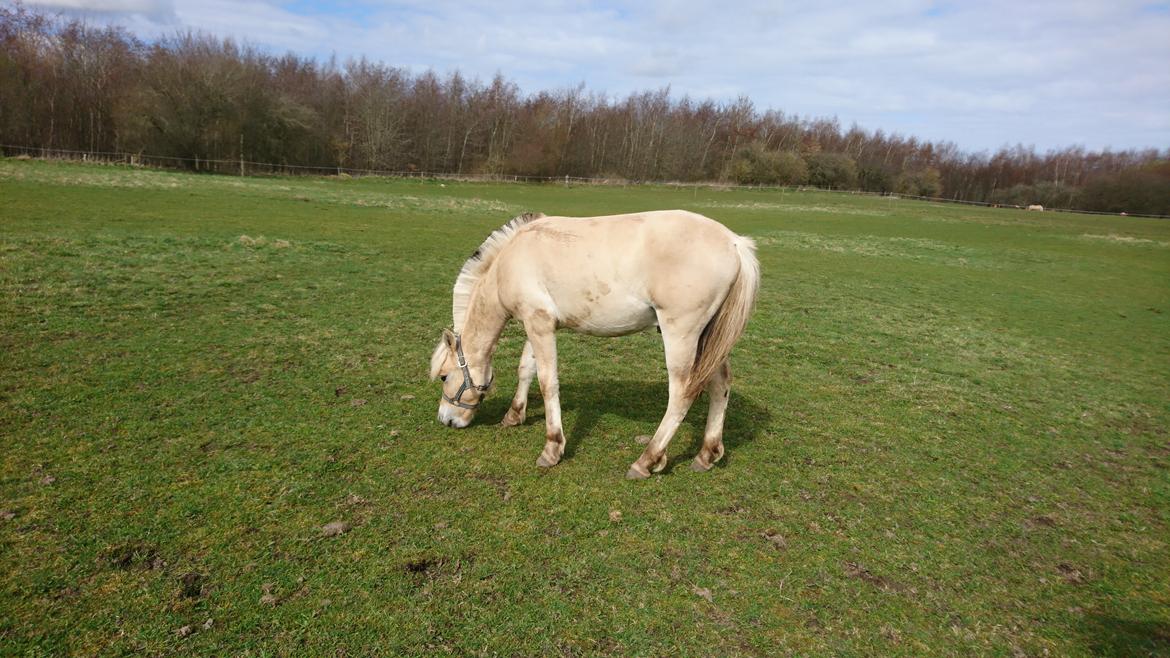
[1,158,1168,656]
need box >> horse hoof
[500,416,522,428]
[626,464,650,480]
[536,454,560,468]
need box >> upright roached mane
[451,212,546,332]
[431,212,546,381]
[430,209,759,479]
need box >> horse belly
[560,295,656,337]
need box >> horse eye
[440,374,448,382]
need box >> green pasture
[1,159,1168,656]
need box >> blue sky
[17,0,1170,154]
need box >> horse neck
[459,274,508,364]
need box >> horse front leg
[628,326,703,479]
[501,340,536,427]
[523,316,565,467]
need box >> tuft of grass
[2,158,1168,656]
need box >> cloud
[629,47,685,77]
[25,0,173,20]
[27,0,168,11]
[14,0,1170,152]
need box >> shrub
[896,168,942,197]
[804,152,858,189]
[727,142,807,185]
[1078,162,1170,215]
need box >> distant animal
[1027,204,1044,211]
[429,210,760,478]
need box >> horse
[429,210,760,479]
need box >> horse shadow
[481,379,771,472]
[1078,614,1170,656]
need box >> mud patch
[1057,563,1087,584]
[177,572,207,599]
[843,561,906,593]
[101,541,163,570]
[402,553,474,586]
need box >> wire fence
[2,143,1165,219]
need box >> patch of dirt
[470,472,510,500]
[101,541,163,570]
[1029,515,1059,528]
[762,529,787,550]
[53,585,80,601]
[321,521,350,537]
[233,368,262,384]
[1107,413,1168,438]
[717,503,747,515]
[260,582,278,607]
[843,561,906,593]
[402,553,474,586]
[177,572,207,599]
[405,556,443,575]
[1057,563,1086,584]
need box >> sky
[16,0,1170,154]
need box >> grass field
[2,158,1168,656]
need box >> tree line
[3,5,1168,215]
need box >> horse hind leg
[627,322,703,480]
[692,359,730,472]
[501,340,536,427]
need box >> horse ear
[429,336,450,380]
[442,327,457,350]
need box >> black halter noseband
[443,334,492,410]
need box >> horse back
[495,210,742,335]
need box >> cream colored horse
[429,210,759,479]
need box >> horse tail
[687,236,760,399]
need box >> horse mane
[451,212,546,331]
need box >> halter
[442,334,492,410]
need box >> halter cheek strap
[442,334,493,410]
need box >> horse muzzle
[437,403,472,429]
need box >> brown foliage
[2,5,1166,212]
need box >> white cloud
[26,0,169,11]
[24,0,173,21]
